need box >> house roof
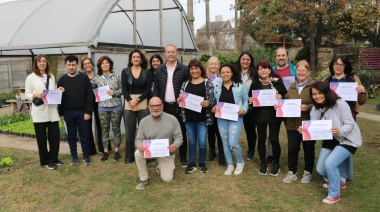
[197,21,231,33]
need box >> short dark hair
[128,49,148,69]
[236,51,256,79]
[254,60,280,80]
[309,81,339,109]
[81,58,94,70]
[187,59,207,80]
[64,55,78,64]
[149,54,163,71]
[329,55,353,76]
[220,63,242,83]
[96,56,114,75]
[33,54,51,77]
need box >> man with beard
[134,97,183,189]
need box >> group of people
[25,45,367,204]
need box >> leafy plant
[355,62,380,98]
[0,157,13,166]
[0,113,30,126]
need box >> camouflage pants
[99,109,123,149]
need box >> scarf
[296,76,311,87]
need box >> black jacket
[121,67,151,102]
[153,60,188,102]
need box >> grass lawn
[0,118,379,211]
[360,95,380,115]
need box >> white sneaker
[224,165,234,175]
[282,171,297,183]
[301,170,312,184]
[234,162,244,175]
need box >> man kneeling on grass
[135,97,183,189]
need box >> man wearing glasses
[134,97,183,189]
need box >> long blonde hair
[206,56,220,76]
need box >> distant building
[196,16,235,50]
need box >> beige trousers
[135,149,176,182]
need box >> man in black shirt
[58,55,93,166]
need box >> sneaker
[101,152,109,162]
[259,164,268,175]
[270,164,281,177]
[44,163,57,170]
[136,179,149,190]
[181,159,188,168]
[70,157,78,166]
[283,171,297,183]
[83,156,91,165]
[55,160,64,166]
[224,165,234,175]
[218,154,226,166]
[185,163,197,174]
[199,163,208,173]
[246,151,254,161]
[301,171,312,184]
[208,151,217,161]
[266,155,274,165]
[234,162,244,175]
[322,196,340,204]
[114,152,121,161]
[323,182,346,190]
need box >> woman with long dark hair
[25,55,63,170]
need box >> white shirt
[164,61,177,103]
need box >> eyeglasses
[333,62,345,68]
[149,104,162,108]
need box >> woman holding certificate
[212,64,249,175]
[206,57,224,165]
[281,60,316,184]
[121,49,151,164]
[303,81,362,204]
[25,55,63,170]
[178,59,216,174]
[93,56,123,162]
[248,60,287,176]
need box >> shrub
[0,157,14,166]
[355,62,380,98]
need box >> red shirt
[275,65,291,77]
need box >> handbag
[32,75,49,106]
[124,94,147,111]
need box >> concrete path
[357,112,380,122]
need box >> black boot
[218,153,226,166]
[208,149,217,161]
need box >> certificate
[330,82,358,101]
[93,85,112,102]
[209,75,223,88]
[282,76,295,91]
[252,89,276,107]
[215,102,240,121]
[276,99,301,117]
[143,139,170,158]
[42,89,62,104]
[179,92,204,113]
[302,120,333,141]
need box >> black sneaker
[83,156,91,165]
[218,154,226,166]
[55,160,64,166]
[270,164,281,177]
[45,163,57,170]
[259,164,268,175]
[101,152,109,162]
[207,151,217,161]
[114,152,121,161]
[199,163,208,173]
[246,151,254,160]
[185,163,197,174]
[181,159,188,168]
[70,157,78,166]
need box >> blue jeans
[185,121,208,164]
[64,110,90,157]
[316,146,352,197]
[217,117,243,166]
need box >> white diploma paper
[330,82,358,101]
[42,90,62,104]
[179,92,204,113]
[252,89,277,107]
[282,76,296,91]
[93,85,112,102]
[143,139,170,158]
[276,99,301,117]
[302,120,333,141]
[215,102,240,121]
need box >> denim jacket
[214,81,249,112]
[179,79,216,125]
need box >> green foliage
[0,92,17,106]
[199,52,239,66]
[0,113,30,126]
[0,120,35,135]
[313,70,330,81]
[355,62,380,98]
[0,157,13,166]
[248,45,276,64]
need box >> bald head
[148,97,164,118]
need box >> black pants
[88,102,111,154]
[287,130,316,173]
[34,121,60,165]
[243,109,256,153]
[207,116,223,155]
[256,121,281,165]
[164,102,187,161]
